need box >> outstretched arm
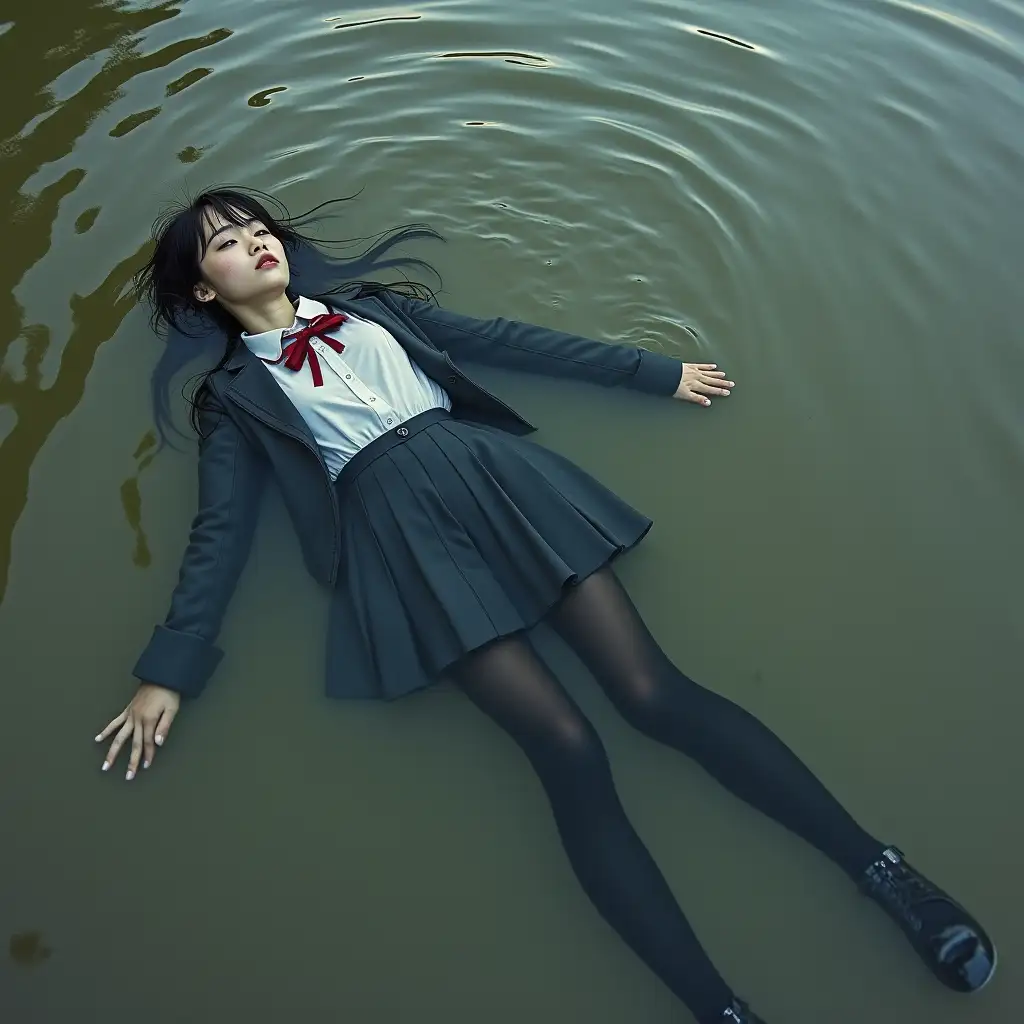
[95,390,268,780]
[389,294,687,396]
[389,293,734,405]
[132,392,268,697]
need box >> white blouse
[241,295,451,479]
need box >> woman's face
[192,206,290,306]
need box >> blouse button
[447,375,458,385]
[345,374,352,379]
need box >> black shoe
[719,998,767,1023]
[860,846,997,993]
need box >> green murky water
[1,1,1021,1020]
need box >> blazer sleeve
[390,294,684,396]
[132,392,268,698]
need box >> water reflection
[165,66,214,96]
[0,0,237,603]
[248,86,288,107]
[109,106,161,137]
[119,430,159,568]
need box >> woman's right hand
[95,683,181,780]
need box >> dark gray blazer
[132,290,685,697]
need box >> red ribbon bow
[265,312,349,387]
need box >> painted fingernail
[101,762,109,771]
[155,735,164,746]
[125,770,134,781]
[143,760,150,769]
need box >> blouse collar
[239,295,329,361]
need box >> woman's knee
[532,711,610,781]
[609,669,672,732]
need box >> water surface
[1,1,1022,1020]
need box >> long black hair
[134,184,443,447]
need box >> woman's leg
[547,567,885,880]
[450,634,738,1023]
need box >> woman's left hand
[673,363,734,406]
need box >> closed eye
[217,228,270,250]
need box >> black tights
[449,567,884,1023]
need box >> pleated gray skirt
[325,408,652,699]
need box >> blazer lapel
[322,294,444,367]
[221,344,321,450]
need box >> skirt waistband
[334,407,453,502]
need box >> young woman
[95,186,996,1023]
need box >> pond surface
[1,1,1021,1020]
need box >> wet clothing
[326,407,651,699]
[133,288,683,698]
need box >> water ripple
[165,67,213,96]
[325,12,422,30]
[861,0,1024,80]
[248,85,287,107]
[109,107,160,137]
[693,27,759,52]
[434,49,550,66]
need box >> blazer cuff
[132,625,224,699]
[629,349,684,396]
